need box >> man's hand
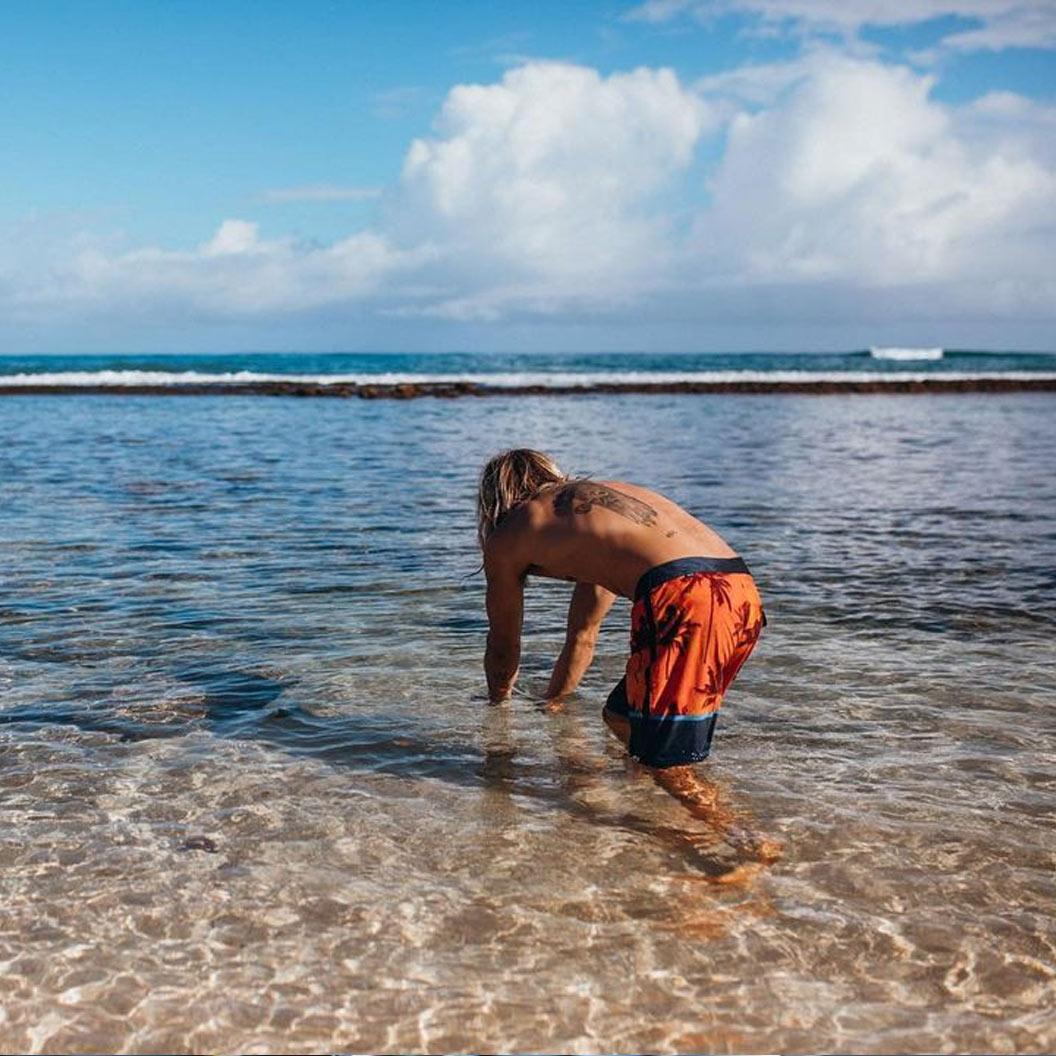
[485,632,520,703]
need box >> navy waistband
[634,556,750,601]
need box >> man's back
[485,478,737,599]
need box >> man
[478,448,766,777]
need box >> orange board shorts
[604,557,765,768]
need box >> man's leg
[602,702,632,748]
[653,764,782,864]
[602,675,634,750]
[602,700,780,865]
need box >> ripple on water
[0,392,1054,1054]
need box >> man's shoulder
[482,512,531,569]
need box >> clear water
[1,392,1053,1055]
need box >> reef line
[1,377,1055,398]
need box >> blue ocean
[1,346,1055,387]
[0,358,1053,1054]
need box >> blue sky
[2,0,1055,353]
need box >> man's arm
[545,582,616,702]
[483,549,525,703]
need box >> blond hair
[477,449,565,547]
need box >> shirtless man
[478,449,769,832]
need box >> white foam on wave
[869,346,944,361]
[2,367,1055,388]
[0,369,312,387]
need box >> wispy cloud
[625,0,1056,52]
[258,185,382,204]
[450,29,537,66]
[372,86,428,120]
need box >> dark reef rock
[180,835,219,853]
[1,377,1054,398]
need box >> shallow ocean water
[0,392,1054,1055]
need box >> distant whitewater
[869,346,944,361]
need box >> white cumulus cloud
[695,53,1056,312]
[387,62,713,317]
[12,220,431,319]
[3,56,1055,344]
[200,219,264,257]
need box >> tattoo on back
[552,482,658,526]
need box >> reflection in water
[1,660,775,891]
